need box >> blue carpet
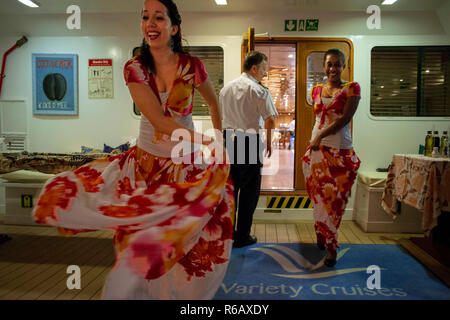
[214,243,450,300]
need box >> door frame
[242,36,355,195]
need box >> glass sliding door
[256,43,297,190]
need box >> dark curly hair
[323,48,346,67]
[139,0,185,74]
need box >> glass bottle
[424,131,433,157]
[440,131,448,156]
[432,147,440,158]
[433,131,440,150]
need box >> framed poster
[88,59,113,99]
[32,53,78,115]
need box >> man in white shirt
[219,51,278,248]
[288,118,295,150]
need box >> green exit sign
[305,19,319,31]
[284,20,297,32]
[285,19,319,31]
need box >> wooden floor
[0,221,423,300]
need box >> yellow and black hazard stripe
[266,196,314,209]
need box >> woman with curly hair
[33,0,233,299]
[302,48,361,267]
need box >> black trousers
[224,130,263,240]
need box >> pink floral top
[310,81,361,149]
[124,53,208,117]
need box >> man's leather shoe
[233,235,257,248]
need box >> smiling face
[324,53,345,83]
[141,0,179,50]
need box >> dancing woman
[302,48,361,267]
[32,0,234,299]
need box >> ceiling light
[215,0,227,5]
[381,0,397,5]
[17,0,40,7]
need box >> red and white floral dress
[32,53,234,299]
[302,82,361,253]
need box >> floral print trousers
[302,145,360,253]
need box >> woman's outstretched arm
[128,82,212,145]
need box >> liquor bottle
[424,131,433,157]
[440,131,448,156]
[433,131,440,150]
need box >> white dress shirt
[219,73,278,131]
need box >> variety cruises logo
[251,244,369,279]
[218,244,410,299]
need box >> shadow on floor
[0,233,115,266]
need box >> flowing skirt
[302,145,360,253]
[32,146,234,299]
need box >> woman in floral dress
[302,49,361,267]
[32,0,234,299]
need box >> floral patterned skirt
[32,146,234,299]
[302,145,360,253]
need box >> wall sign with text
[88,59,113,99]
[32,53,78,115]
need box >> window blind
[370,46,450,117]
[421,47,450,116]
[184,46,224,116]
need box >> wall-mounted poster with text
[32,53,78,115]
[88,59,113,99]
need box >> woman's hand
[310,133,323,151]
